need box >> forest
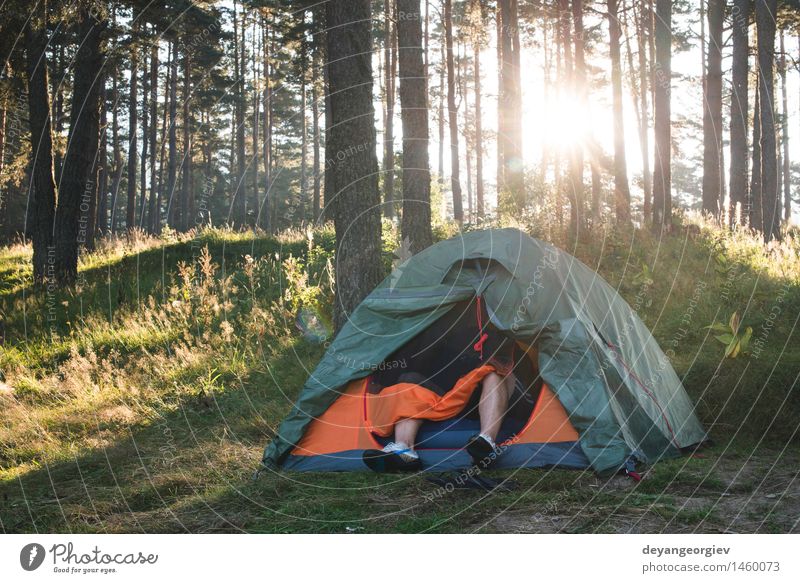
[1,0,800,534]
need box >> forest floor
[1,218,799,533]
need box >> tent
[262,228,707,475]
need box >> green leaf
[739,327,753,354]
[715,333,735,345]
[706,323,730,333]
[729,312,740,334]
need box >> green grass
[1,217,799,533]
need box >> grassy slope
[1,220,798,533]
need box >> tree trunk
[167,42,178,229]
[461,49,473,222]
[444,0,463,222]
[438,33,445,190]
[252,20,260,230]
[728,0,749,227]
[473,30,484,221]
[300,42,308,218]
[755,0,779,241]
[312,39,322,222]
[608,0,631,223]
[126,22,138,232]
[181,51,192,232]
[109,62,123,234]
[325,0,384,332]
[497,6,505,193]
[701,0,723,218]
[147,41,159,233]
[750,81,762,230]
[262,20,273,231]
[497,0,523,210]
[652,0,671,230]
[95,83,108,242]
[397,0,433,254]
[154,45,171,235]
[25,0,57,284]
[571,0,587,233]
[779,31,790,222]
[634,1,652,221]
[138,45,148,229]
[233,0,248,227]
[383,0,396,218]
[54,6,106,283]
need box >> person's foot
[363,442,421,473]
[465,433,502,468]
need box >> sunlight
[538,92,591,153]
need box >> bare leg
[394,418,423,450]
[478,372,516,441]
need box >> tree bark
[180,51,192,232]
[147,41,159,233]
[95,83,108,241]
[166,42,178,228]
[252,20,260,229]
[397,0,433,254]
[54,6,106,283]
[383,0,396,218]
[312,37,322,222]
[473,19,484,221]
[634,1,652,221]
[779,31,790,222]
[444,0,463,223]
[728,0,749,226]
[461,45,473,222]
[109,60,123,234]
[438,31,445,190]
[126,21,138,232]
[750,80,762,230]
[138,45,148,229]
[25,0,57,283]
[497,0,523,211]
[702,0,723,218]
[262,18,273,230]
[571,0,587,233]
[300,41,308,217]
[154,45,171,235]
[608,0,631,223]
[325,0,384,332]
[755,0,779,241]
[652,0,671,230]
[233,0,247,227]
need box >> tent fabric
[283,376,588,472]
[283,442,590,472]
[366,365,497,436]
[262,228,707,474]
[290,376,577,456]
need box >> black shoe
[363,447,421,473]
[465,434,501,468]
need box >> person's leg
[363,418,423,472]
[478,372,516,441]
[394,418,422,450]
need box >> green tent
[262,228,706,474]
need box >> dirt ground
[474,446,800,534]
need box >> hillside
[1,218,799,533]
